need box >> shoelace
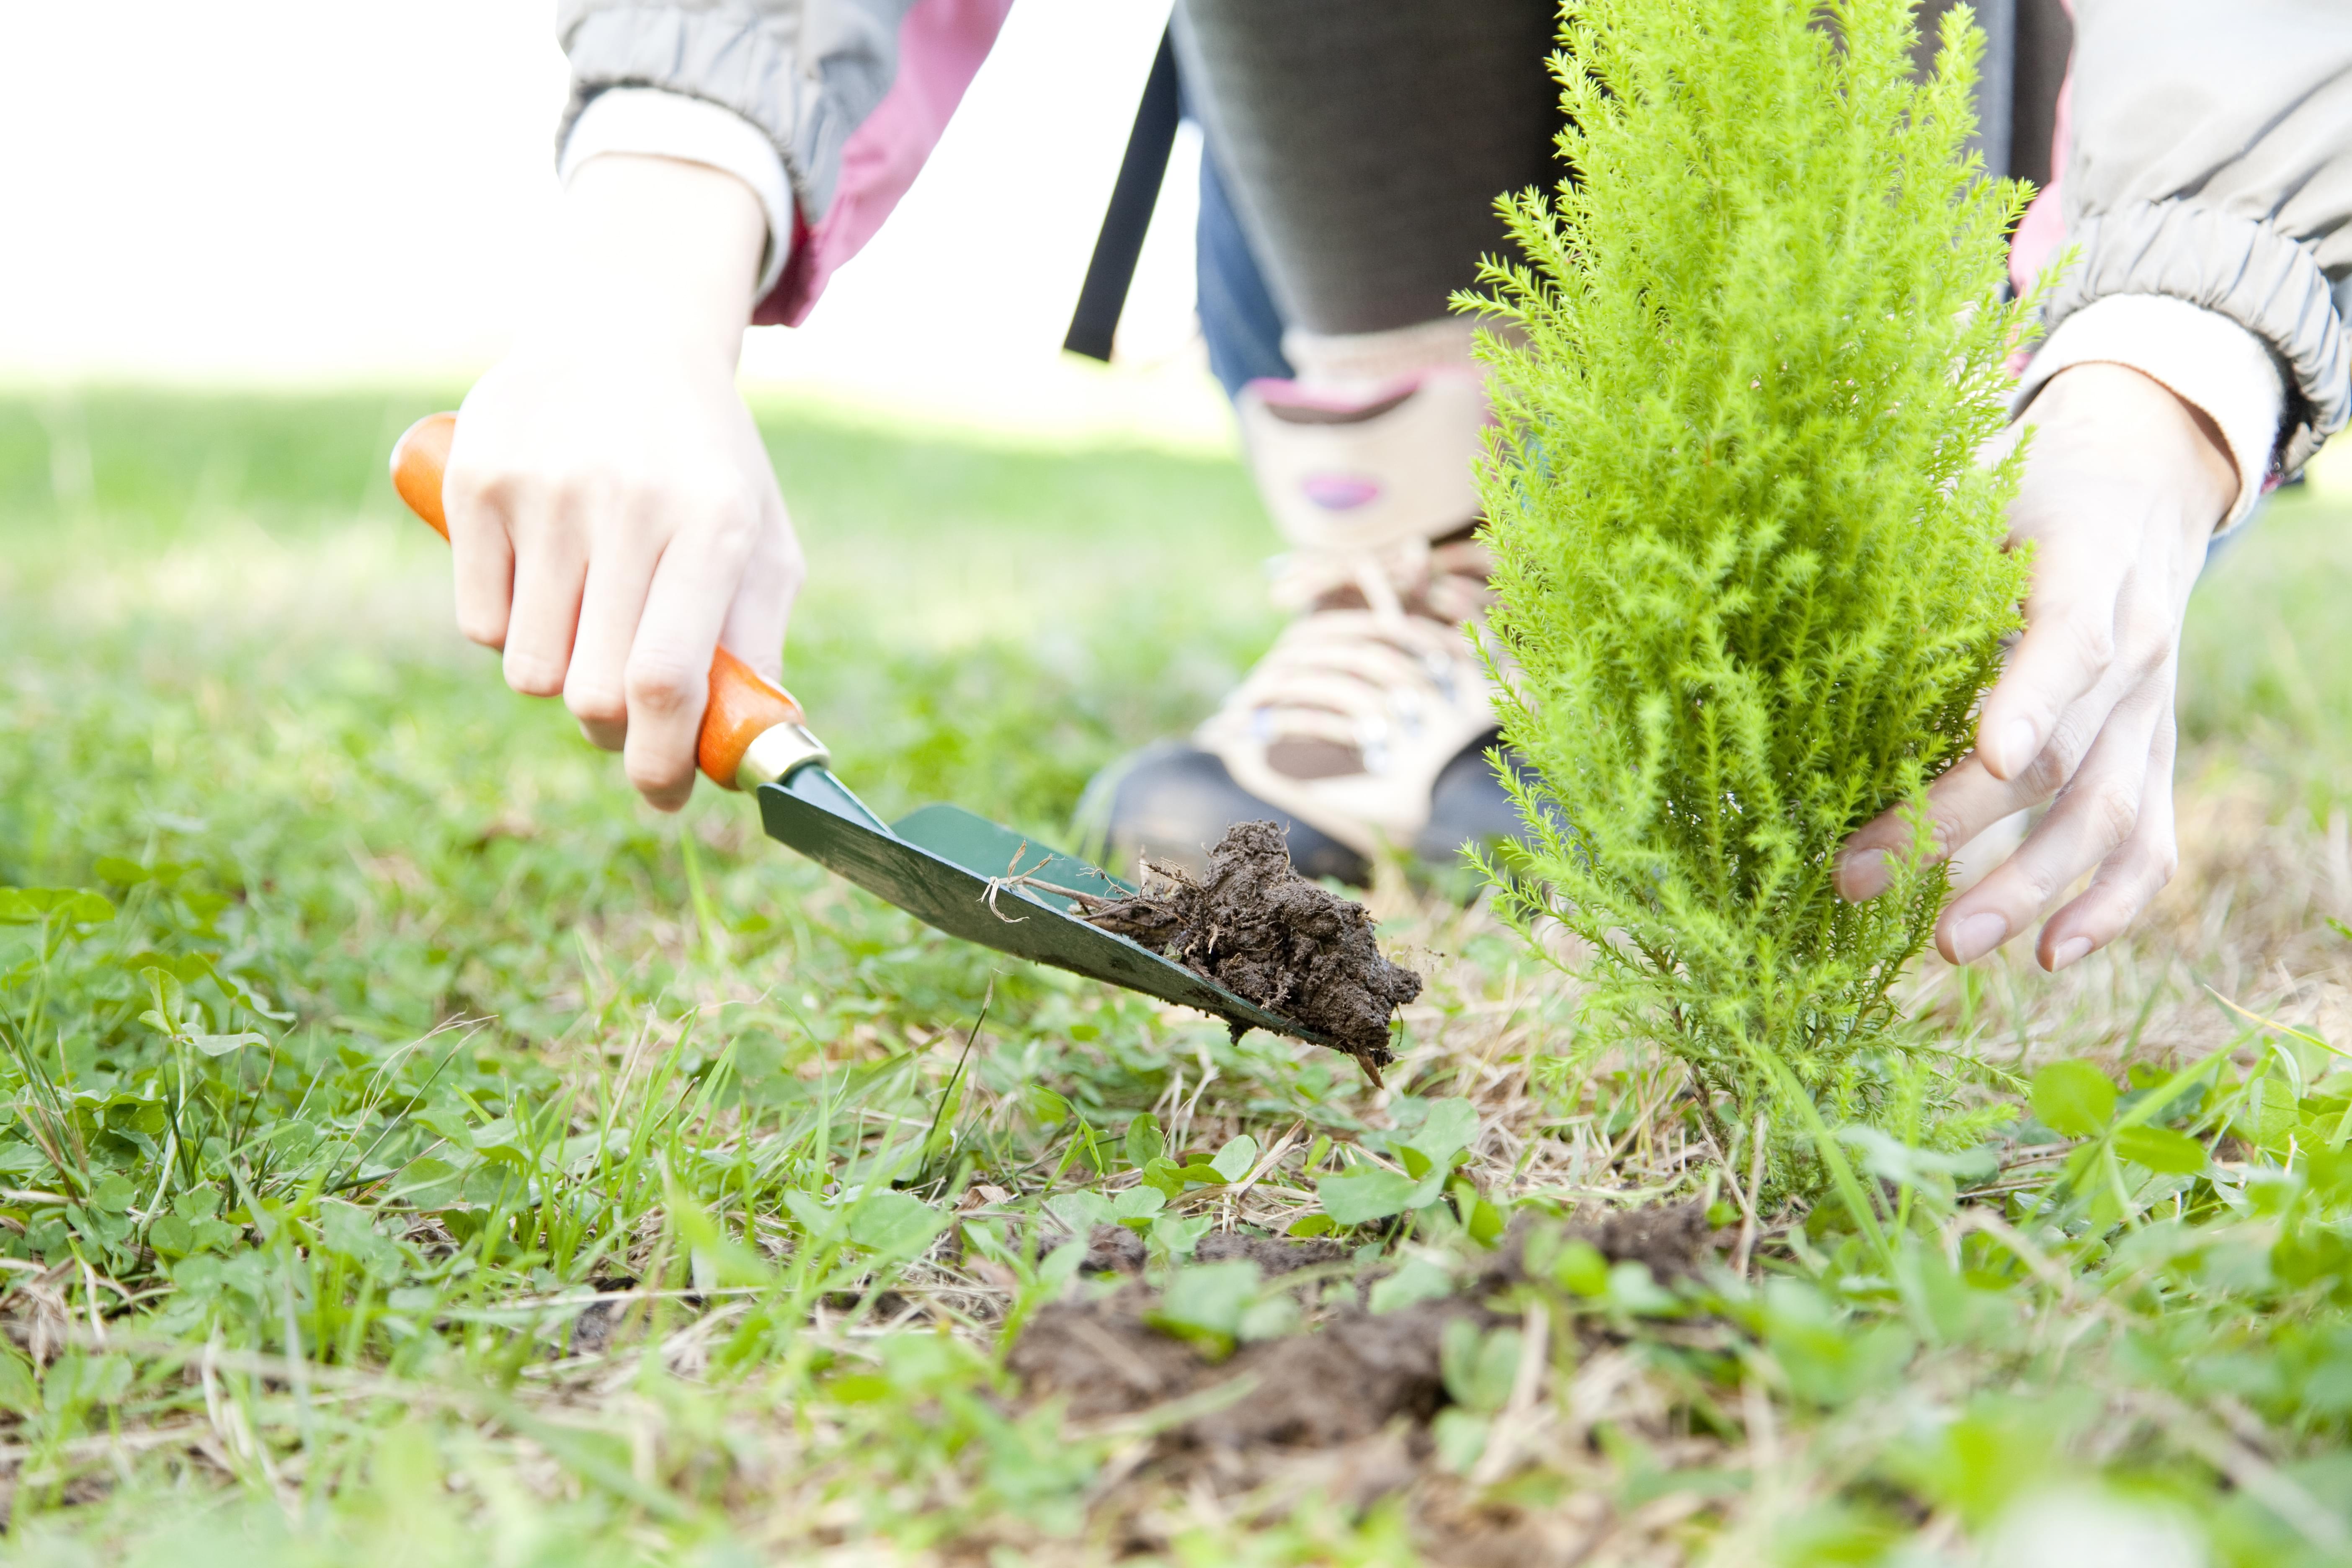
[1266,534,1496,623]
[1213,537,1498,773]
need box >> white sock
[1280,318,1482,397]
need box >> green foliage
[1316,1095,1479,1225]
[1470,0,2035,1144]
[1146,1260,1300,1358]
[2034,1058,2120,1138]
[3,389,2350,1560]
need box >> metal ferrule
[736,722,831,790]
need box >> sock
[1279,318,1482,397]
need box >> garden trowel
[389,415,1329,1047]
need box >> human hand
[1838,362,2239,970]
[442,153,802,811]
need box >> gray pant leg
[1171,0,1560,338]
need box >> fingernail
[2049,936,2093,971]
[1996,720,2038,776]
[1950,911,2009,963]
[1840,850,1890,900]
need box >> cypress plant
[1468,0,2033,1157]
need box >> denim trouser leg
[1192,116,1293,402]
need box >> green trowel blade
[754,767,1330,1045]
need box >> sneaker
[1086,366,1530,883]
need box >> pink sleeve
[2007,2,2073,304]
[753,0,1016,327]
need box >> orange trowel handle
[388,411,805,790]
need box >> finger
[1836,696,2112,902]
[499,500,589,699]
[715,501,803,686]
[1946,808,2031,896]
[565,511,664,753]
[623,519,756,811]
[1934,681,2166,965]
[441,450,517,653]
[1973,539,2128,782]
[2036,709,2179,971]
[1838,753,2032,900]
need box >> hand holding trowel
[390,414,1419,1076]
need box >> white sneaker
[1199,367,1503,859]
[1084,364,1521,880]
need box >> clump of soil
[1081,820,1422,1076]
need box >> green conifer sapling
[1468,0,2035,1160]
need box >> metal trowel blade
[754,766,1331,1045]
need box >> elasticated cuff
[2039,199,2348,478]
[560,88,794,301]
[2014,294,2288,531]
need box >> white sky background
[0,0,1228,448]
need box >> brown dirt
[1010,1285,1476,1447]
[1574,1201,1717,1282]
[1074,1223,1351,1278]
[1195,1230,1355,1275]
[1009,1203,1718,1464]
[1081,820,1423,1076]
[567,1299,619,1356]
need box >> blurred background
[0,0,1228,448]
[0,0,1298,864]
[0,0,2344,857]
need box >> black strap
[1063,28,1181,362]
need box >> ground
[1,389,2349,1565]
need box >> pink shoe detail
[1302,474,1384,511]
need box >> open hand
[441,154,802,811]
[1838,362,2240,970]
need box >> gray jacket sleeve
[557,0,919,224]
[2048,0,2352,475]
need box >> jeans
[1194,136,1292,400]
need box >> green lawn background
[3,389,2351,1563]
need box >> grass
[2,387,2350,1565]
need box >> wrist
[542,153,766,370]
[2015,296,2288,532]
[2029,363,2238,539]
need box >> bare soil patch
[1011,1285,1475,1448]
[1011,1204,1718,1475]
